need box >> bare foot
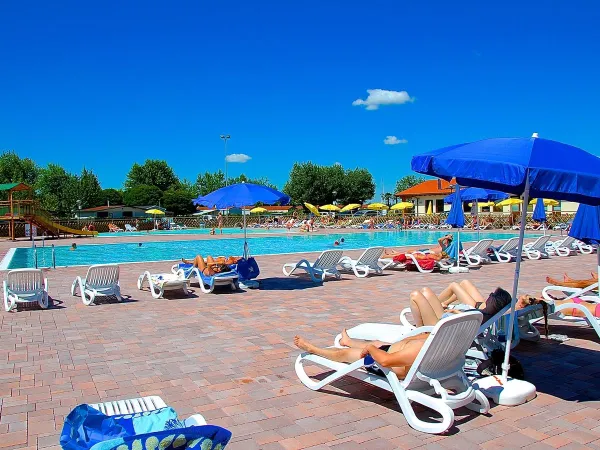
[294,335,312,352]
[593,272,598,280]
[339,329,351,347]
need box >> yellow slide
[32,214,98,237]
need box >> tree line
[0,150,425,217]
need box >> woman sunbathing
[409,280,530,327]
[294,331,427,379]
[546,273,598,289]
[181,255,241,276]
[382,235,454,262]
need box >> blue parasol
[443,187,508,203]
[445,186,465,269]
[569,204,600,297]
[194,182,290,258]
[532,199,547,236]
[412,133,600,396]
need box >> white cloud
[384,136,408,145]
[334,162,342,166]
[225,153,252,163]
[352,89,414,110]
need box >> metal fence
[0,212,575,238]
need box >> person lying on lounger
[382,234,455,261]
[181,255,241,276]
[546,272,598,289]
[294,331,427,380]
[408,280,531,327]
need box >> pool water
[6,231,523,269]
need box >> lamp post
[76,200,82,225]
[220,134,231,185]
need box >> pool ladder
[32,243,56,269]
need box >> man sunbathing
[546,272,598,289]
[181,255,240,276]
[294,331,428,379]
[383,234,454,260]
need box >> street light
[220,134,231,185]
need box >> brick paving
[1,232,600,449]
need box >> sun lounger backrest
[501,237,520,253]
[403,311,483,386]
[314,250,343,269]
[86,264,119,289]
[530,235,550,250]
[559,236,574,248]
[468,239,494,256]
[7,269,44,293]
[358,247,384,265]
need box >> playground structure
[0,183,97,240]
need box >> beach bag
[234,257,260,281]
[476,349,525,380]
[60,404,231,450]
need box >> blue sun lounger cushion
[231,257,259,281]
[60,404,232,450]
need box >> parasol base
[448,266,469,274]
[474,376,536,406]
[239,280,259,289]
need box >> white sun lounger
[522,236,550,259]
[338,247,384,278]
[171,263,239,294]
[296,312,490,434]
[124,224,137,232]
[460,239,494,266]
[90,395,207,426]
[3,269,49,311]
[282,250,343,282]
[547,236,593,257]
[489,237,520,263]
[137,271,189,299]
[542,281,598,303]
[71,264,122,306]
[529,296,600,339]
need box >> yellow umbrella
[145,209,165,215]
[468,201,495,207]
[304,202,320,216]
[250,207,268,213]
[319,204,341,211]
[529,198,559,206]
[340,203,361,212]
[426,202,433,215]
[391,202,413,210]
[367,203,389,210]
[496,198,523,207]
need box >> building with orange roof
[395,178,455,215]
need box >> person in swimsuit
[294,330,428,380]
[181,255,240,276]
[546,272,597,289]
[409,280,529,327]
[217,212,223,234]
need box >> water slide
[30,214,98,237]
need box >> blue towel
[444,241,464,260]
[60,404,231,450]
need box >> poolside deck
[1,236,600,449]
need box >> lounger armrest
[184,414,207,426]
[399,307,415,329]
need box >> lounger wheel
[4,295,15,312]
[82,293,95,306]
[38,292,49,309]
[466,389,491,414]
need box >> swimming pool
[5,231,524,269]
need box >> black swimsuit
[365,345,391,377]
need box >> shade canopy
[304,202,320,216]
[391,202,414,210]
[468,201,495,207]
[193,183,289,209]
[412,135,600,205]
[145,209,165,215]
[340,203,361,212]
[367,203,389,210]
[532,199,547,223]
[319,204,341,211]
[569,205,600,246]
[444,187,508,204]
[250,207,268,214]
[529,198,559,206]
[496,198,523,207]
[446,187,465,228]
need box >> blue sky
[1,1,599,197]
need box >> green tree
[340,168,375,205]
[125,159,179,192]
[395,175,425,195]
[78,168,103,208]
[162,182,197,216]
[36,164,79,217]
[195,170,226,196]
[101,188,124,206]
[283,162,331,205]
[381,192,394,206]
[0,151,39,186]
[123,184,163,207]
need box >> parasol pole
[243,207,248,259]
[501,170,530,382]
